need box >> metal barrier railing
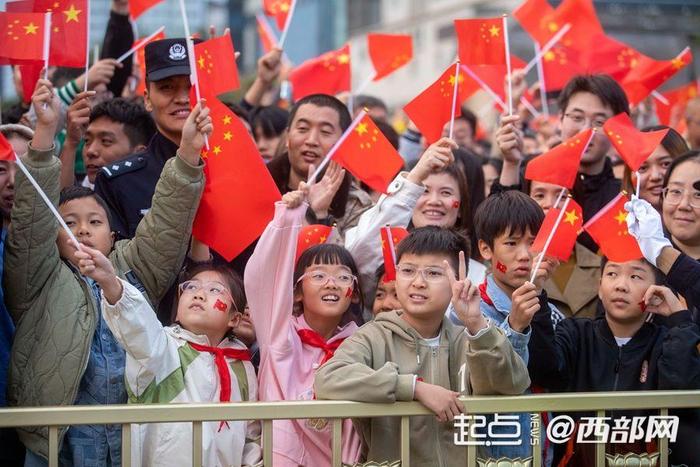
[0,390,697,467]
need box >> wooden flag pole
[502,14,513,115]
[83,0,91,92]
[530,190,570,283]
[448,60,461,140]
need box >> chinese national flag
[193,99,281,261]
[28,0,87,67]
[194,33,240,99]
[263,0,292,30]
[367,33,413,81]
[531,198,583,261]
[465,55,527,111]
[0,12,46,64]
[621,47,693,106]
[454,18,506,66]
[0,134,16,161]
[256,13,278,54]
[403,63,477,144]
[288,44,351,101]
[380,226,409,281]
[540,42,584,91]
[656,81,699,131]
[603,113,669,172]
[513,0,555,45]
[525,128,593,189]
[296,225,332,262]
[134,30,166,96]
[583,193,643,262]
[129,0,163,19]
[331,114,404,194]
[515,0,602,46]
[18,63,43,104]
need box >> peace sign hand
[444,251,487,335]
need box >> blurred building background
[1,0,699,107]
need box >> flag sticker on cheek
[452,200,460,209]
[496,261,507,273]
[214,299,228,313]
[345,287,353,298]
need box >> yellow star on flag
[222,115,232,125]
[337,53,350,65]
[488,25,500,37]
[63,4,81,22]
[614,210,628,225]
[279,1,290,12]
[24,22,39,35]
[212,145,222,156]
[546,21,559,32]
[355,122,368,136]
[564,209,579,226]
[672,57,685,70]
[544,51,556,62]
[198,56,205,69]
[223,131,233,141]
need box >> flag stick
[461,64,506,109]
[308,110,367,184]
[522,24,571,75]
[635,171,641,198]
[178,0,209,150]
[278,0,298,50]
[502,14,513,115]
[385,225,397,267]
[530,190,570,283]
[534,42,550,117]
[448,60,461,140]
[520,97,540,118]
[83,0,91,92]
[116,26,165,64]
[42,12,52,81]
[651,90,670,106]
[355,71,377,95]
[14,155,81,250]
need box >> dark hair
[373,118,399,149]
[458,105,478,136]
[288,94,352,132]
[353,95,388,117]
[600,256,666,286]
[183,263,246,316]
[622,126,689,194]
[292,243,364,316]
[661,150,700,190]
[250,105,289,140]
[90,98,156,147]
[396,226,470,274]
[474,190,544,249]
[484,157,503,174]
[224,101,250,123]
[59,186,113,231]
[558,74,630,117]
[452,148,484,259]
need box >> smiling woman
[662,150,700,259]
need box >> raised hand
[531,256,560,292]
[65,91,96,145]
[257,48,283,85]
[508,281,540,333]
[74,244,123,304]
[306,161,345,219]
[643,285,684,317]
[281,189,307,209]
[76,59,122,92]
[179,99,214,165]
[406,137,457,185]
[495,114,524,165]
[31,78,61,150]
[414,380,464,423]
[625,196,672,266]
[444,251,485,335]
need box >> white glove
[625,196,672,266]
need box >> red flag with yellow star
[380,226,409,281]
[330,113,404,194]
[531,198,583,261]
[621,47,693,106]
[515,0,602,46]
[193,98,281,261]
[256,13,278,54]
[367,33,413,81]
[403,63,478,144]
[454,18,506,66]
[194,33,240,99]
[525,128,594,189]
[129,0,163,19]
[603,113,669,172]
[23,0,88,67]
[263,0,292,30]
[0,12,46,64]
[656,81,699,131]
[288,44,351,100]
[583,193,643,262]
[296,225,333,262]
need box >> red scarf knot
[296,328,346,366]
[188,342,251,404]
[479,277,493,306]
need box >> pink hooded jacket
[244,202,362,466]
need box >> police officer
[95,38,197,239]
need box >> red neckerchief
[296,328,346,366]
[479,277,494,306]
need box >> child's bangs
[295,244,358,279]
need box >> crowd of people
[0,1,699,466]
